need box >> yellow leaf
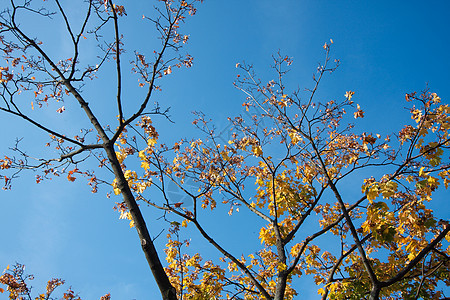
[141,161,150,170]
[427,176,437,185]
[221,151,230,161]
[116,151,126,163]
[119,211,132,220]
[278,262,287,271]
[431,92,441,103]
[365,183,379,202]
[135,182,148,193]
[252,145,263,157]
[354,104,364,119]
[139,150,146,160]
[381,181,397,199]
[419,166,426,177]
[113,187,121,195]
[147,137,157,147]
[345,91,355,100]
[289,131,302,145]
[317,288,325,296]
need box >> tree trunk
[368,285,380,300]
[105,143,177,300]
[273,271,287,300]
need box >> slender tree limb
[191,218,274,300]
[108,0,124,126]
[0,106,87,147]
[380,225,450,288]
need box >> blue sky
[1,0,450,299]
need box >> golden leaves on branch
[164,231,226,299]
[101,52,450,299]
[114,202,135,228]
[252,145,263,157]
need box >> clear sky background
[1,0,450,299]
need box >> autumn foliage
[0,1,449,300]
[0,263,110,300]
[124,46,449,299]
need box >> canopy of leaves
[0,1,448,300]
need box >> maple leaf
[67,169,79,182]
[363,134,377,145]
[345,90,355,100]
[147,137,157,147]
[141,160,150,170]
[252,145,263,157]
[354,104,364,118]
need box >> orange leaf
[67,168,79,182]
